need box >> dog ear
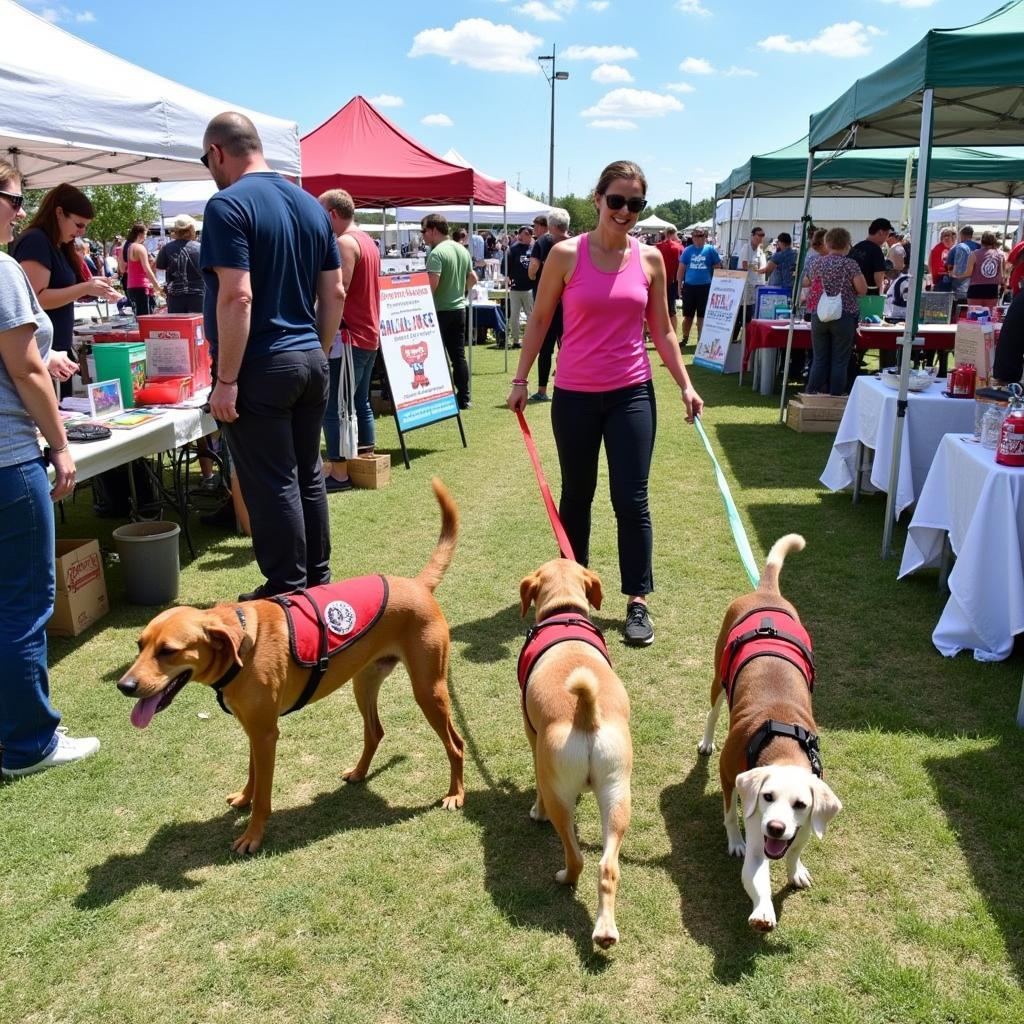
[736,767,772,818]
[519,572,540,617]
[809,777,842,839]
[582,568,603,611]
[204,617,244,668]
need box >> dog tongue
[764,836,789,860]
[130,694,162,730]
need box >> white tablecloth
[899,433,1024,662]
[820,376,976,516]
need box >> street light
[538,46,570,206]
[685,180,693,218]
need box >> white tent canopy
[635,214,676,231]
[394,149,543,225]
[0,0,300,187]
[926,195,1024,223]
[152,179,218,218]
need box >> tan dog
[518,559,632,949]
[117,478,465,854]
[698,534,842,931]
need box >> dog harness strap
[516,613,610,733]
[747,718,824,778]
[211,607,248,716]
[284,588,330,716]
[720,607,815,707]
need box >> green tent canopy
[809,0,1024,151]
[716,137,1024,200]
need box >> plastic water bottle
[981,403,1005,449]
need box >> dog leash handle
[515,408,576,562]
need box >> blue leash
[693,415,760,589]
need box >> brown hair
[24,183,94,282]
[0,158,19,192]
[319,188,355,219]
[981,231,998,248]
[824,226,852,251]
[592,160,647,198]
[127,221,148,243]
[421,213,449,236]
[811,228,827,248]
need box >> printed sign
[378,273,459,432]
[754,285,790,322]
[694,270,746,373]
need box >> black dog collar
[211,607,248,714]
[746,718,823,778]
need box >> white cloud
[757,21,883,59]
[676,0,710,15]
[515,1,562,21]
[664,82,696,93]
[679,56,714,74]
[588,119,638,130]
[564,44,638,61]
[581,88,684,119]
[591,63,634,84]
[24,1,95,21]
[552,0,578,10]
[588,0,610,9]
[368,94,404,108]
[724,66,758,77]
[409,18,542,74]
[421,113,454,127]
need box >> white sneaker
[1,728,100,779]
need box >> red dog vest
[517,613,610,732]
[719,606,814,707]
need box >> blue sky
[21,0,972,203]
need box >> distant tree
[84,185,160,246]
[553,193,598,233]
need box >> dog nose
[117,676,138,696]
[766,819,786,839]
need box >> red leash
[515,409,576,562]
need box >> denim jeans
[0,458,60,771]
[324,347,377,460]
[808,312,858,396]
[550,381,657,596]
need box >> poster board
[754,285,790,322]
[378,273,466,467]
[694,270,746,373]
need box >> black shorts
[682,282,711,318]
[667,279,679,315]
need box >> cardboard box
[954,321,996,387]
[786,396,843,433]
[92,342,147,408]
[346,453,390,489]
[48,539,109,637]
[138,314,211,392]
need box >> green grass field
[2,344,1022,1023]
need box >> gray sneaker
[624,602,654,646]
[528,392,551,403]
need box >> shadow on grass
[658,757,794,984]
[712,423,833,490]
[75,756,428,909]
[461,781,613,974]
[450,602,524,665]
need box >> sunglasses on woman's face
[604,194,646,214]
[0,190,24,211]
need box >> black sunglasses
[604,194,646,214]
[200,144,216,169]
[0,190,24,211]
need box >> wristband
[511,377,528,387]
[49,442,69,455]
[218,377,238,386]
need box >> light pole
[685,180,693,221]
[538,46,569,206]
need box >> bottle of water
[981,403,1005,449]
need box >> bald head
[204,112,263,157]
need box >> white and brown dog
[698,534,842,931]
[518,558,633,949]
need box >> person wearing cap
[503,225,535,349]
[156,214,204,314]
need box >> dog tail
[567,667,601,732]
[758,534,806,596]
[416,477,460,592]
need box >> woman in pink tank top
[507,161,704,646]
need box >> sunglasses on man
[200,144,217,169]
[604,194,647,214]
[0,190,24,210]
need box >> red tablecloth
[742,319,969,372]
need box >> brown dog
[117,478,465,854]
[698,534,841,931]
[519,558,632,949]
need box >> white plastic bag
[816,291,843,323]
[338,341,359,460]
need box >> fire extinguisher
[996,383,1024,466]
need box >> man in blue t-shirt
[947,225,981,301]
[200,111,344,599]
[676,228,722,346]
[762,232,797,292]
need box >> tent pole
[503,204,509,374]
[739,183,755,388]
[467,198,474,398]
[1002,189,1014,250]
[779,152,815,422]
[882,88,934,559]
[725,193,734,267]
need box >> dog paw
[592,924,619,949]
[788,862,813,890]
[697,739,715,756]
[529,801,548,822]
[440,792,464,810]
[554,868,578,886]
[226,790,252,809]
[341,767,366,784]
[748,907,777,932]
[230,828,264,855]
[728,839,746,858]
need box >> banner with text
[379,273,459,432]
[694,270,747,373]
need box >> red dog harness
[213,575,389,716]
[719,606,814,707]
[516,613,610,732]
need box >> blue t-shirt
[199,172,341,360]
[948,239,980,277]
[679,243,721,286]
[767,247,797,290]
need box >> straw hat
[173,214,197,233]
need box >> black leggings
[551,380,657,596]
[536,303,564,389]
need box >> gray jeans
[808,312,857,395]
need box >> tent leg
[739,184,755,387]
[779,153,816,422]
[1002,190,1014,254]
[882,87,934,559]
[503,205,509,374]
[467,199,474,399]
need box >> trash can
[112,521,181,605]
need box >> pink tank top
[126,245,151,291]
[555,233,652,392]
[970,248,1003,288]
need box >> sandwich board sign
[694,269,746,373]
[378,272,467,468]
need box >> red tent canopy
[300,96,505,208]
